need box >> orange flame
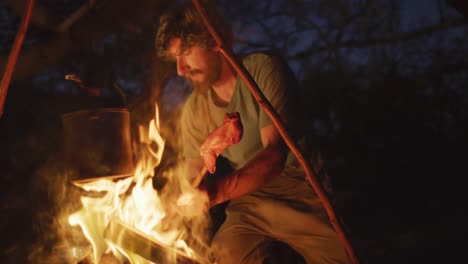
[68,104,211,263]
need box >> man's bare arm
[204,123,287,206]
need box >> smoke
[27,154,92,263]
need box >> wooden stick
[191,167,208,188]
[191,1,360,263]
[0,0,35,118]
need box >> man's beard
[190,54,221,94]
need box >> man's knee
[212,231,309,264]
[211,228,270,264]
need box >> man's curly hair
[155,2,233,60]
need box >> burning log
[72,175,132,185]
[103,219,202,264]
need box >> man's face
[166,38,221,92]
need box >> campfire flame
[68,104,211,263]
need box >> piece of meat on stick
[192,112,243,187]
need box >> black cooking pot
[61,108,134,182]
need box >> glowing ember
[68,105,211,263]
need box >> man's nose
[176,57,189,76]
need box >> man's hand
[197,176,216,207]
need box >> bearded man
[155,3,349,263]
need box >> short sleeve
[245,54,291,129]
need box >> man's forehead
[167,38,183,56]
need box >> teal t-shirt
[180,52,298,171]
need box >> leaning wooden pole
[191,1,360,263]
[0,0,35,118]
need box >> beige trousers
[211,171,350,264]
